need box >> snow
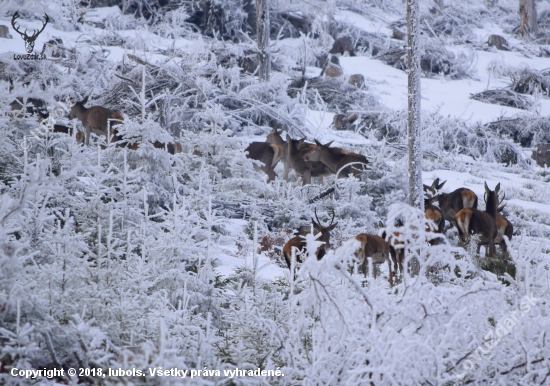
[4,5,549,277]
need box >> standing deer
[495,199,513,263]
[37,110,85,144]
[266,127,290,180]
[303,140,369,179]
[455,182,499,257]
[245,142,283,182]
[153,140,183,155]
[68,96,124,146]
[354,233,394,281]
[379,221,405,278]
[283,209,337,270]
[424,195,445,244]
[285,135,332,185]
[424,179,478,227]
[8,79,45,119]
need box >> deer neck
[320,148,339,172]
[73,104,88,121]
[485,193,498,220]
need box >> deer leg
[302,170,311,186]
[85,127,92,146]
[284,161,290,182]
[501,242,508,264]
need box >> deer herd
[8,81,514,283]
[282,178,513,283]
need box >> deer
[37,110,85,144]
[354,233,394,282]
[68,96,124,146]
[245,142,283,182]
[379,220,405,278]
[455,182,499,257]
[8,79,45,119]
[153,140,182,155]
[424,195,446,245]
[266,127,290,180]
[424,179,478,228]
[11,11,49,53]
[283,209,337,270]
[495,198,513,263]
[303,140,369,179]
[285,135,333,185]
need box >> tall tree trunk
[519,0,538,36]
[256,0,270,81]
[407,0,423,211]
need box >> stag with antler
[283,208,338,270]
[11,11,49,53]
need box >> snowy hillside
[1,0,550,384]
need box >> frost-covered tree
[407,0,423,210]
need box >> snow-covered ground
[3,3,549,280]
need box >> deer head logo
[11,11,49,53]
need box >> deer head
[311,208,338,249]
[423,178,446,197]
[11,12,49,53]
[68,96,89,120]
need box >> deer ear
[311,218,320,229]
[315,139,322,146]
[484,181,490,194]
[431,178,439,189]
[325,140,334,147]
[327,222,338,231]
[437,180,446,190]
[81,95,89,105]
[495,183,500,195]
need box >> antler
[314,208,322,227]
[328,207,336,226]
[11,11,24,37]
[499,192,506,205]
[30,14,49,40]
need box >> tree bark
[407,0,423,210]
[519,0,538,36]
[256,0,270,81]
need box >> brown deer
[424,195,446,244]
[495,199,513,263]
[153,140,182,155]
[424,179,478,227]
[354,233,394,281]
[266,127,290,180]
[37,110,85,144]
[245,142,283,182]
[285,135,332,185]
[283,209,337,270]
[68,96,124,146]
[303,140,369,179]
[455,182,499,257]
[8,79,45,119]
[379,221,405,277]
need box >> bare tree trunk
[519,0,538,36]
[407,0,423,211]
[256,0,270,81]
